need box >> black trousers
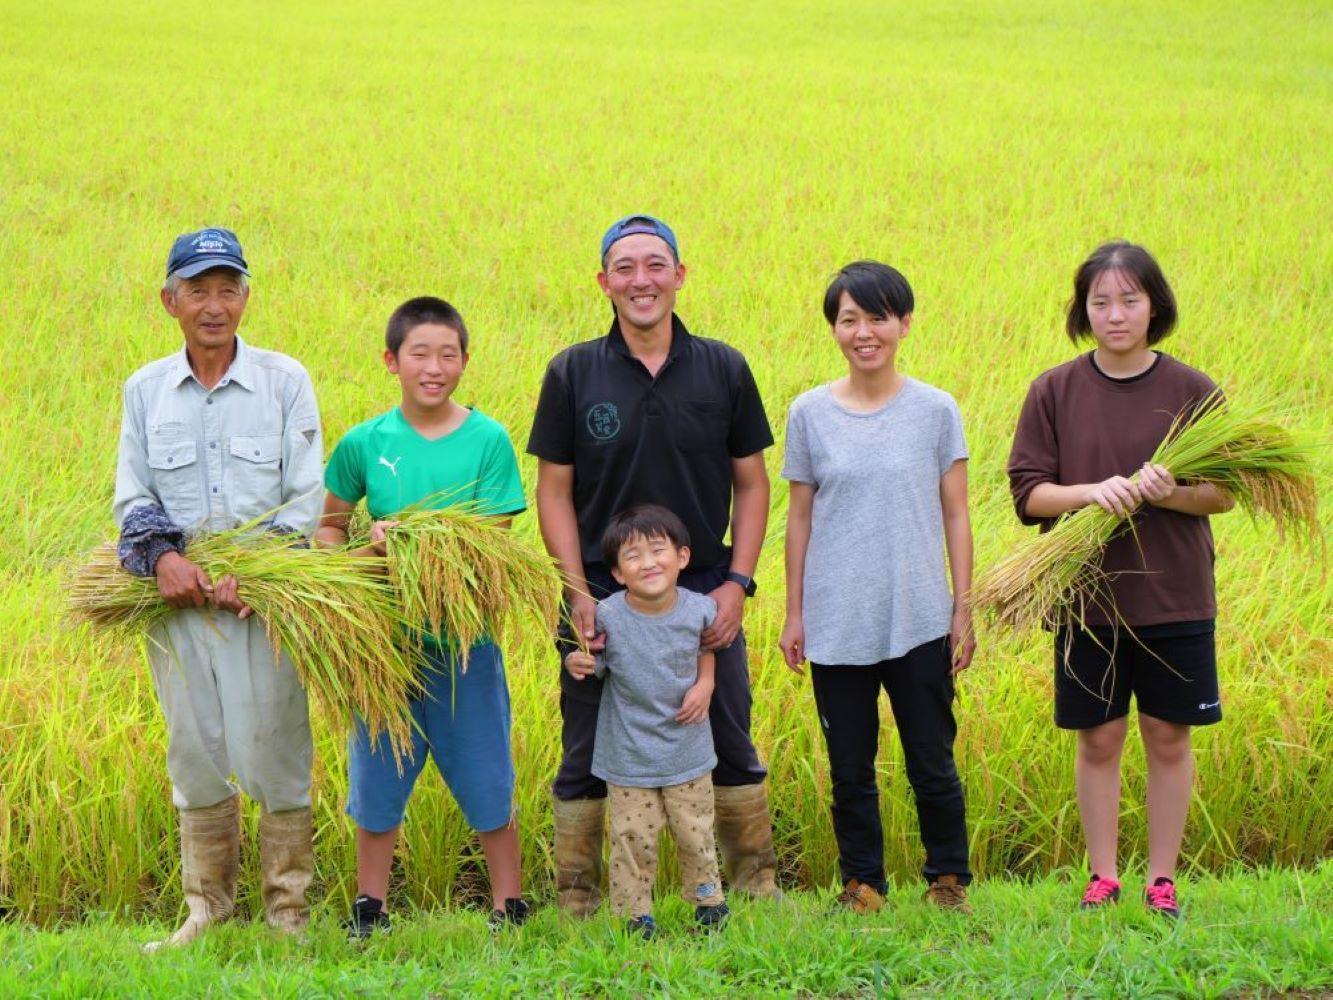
[810,636,970,891]
[552,562,768,801]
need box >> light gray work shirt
[591,589,717,788]
[114,335,323,535]
[781,379,967,665]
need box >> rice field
[1,0,1330,967]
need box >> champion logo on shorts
[695,881,717,900]
[1198,699,1220,711]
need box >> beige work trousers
[607,776,726,918]
[147,608,312,811]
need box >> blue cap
[165,227,250,281]
[600,215,679,263]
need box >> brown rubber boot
[713,783,781,899]
[552,796,605,918]
[260,806,314,934]
[924,874,972,914]
[144,795,241,953]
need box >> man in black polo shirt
[528,215,779,915]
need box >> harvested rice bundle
[69,527,422,757]
[376,499,563,666]
[972,392,1320,633]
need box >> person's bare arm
[939,460,976,675]
[703,451,769,650]
[778,481,814,674]
[1025,478,1142,519]
[535,459,603,650]
[1138,462,1235,516]
[677,649,716,725]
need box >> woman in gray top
[779,261,976,914]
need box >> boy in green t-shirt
[315,296,529,938]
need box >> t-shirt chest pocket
[147,437,200,509]
[674,400,728,450]
[228,434,283,502]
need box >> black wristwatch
[725,571,757,598]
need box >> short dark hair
[823,261,914,325]
[1066,241,1178,345]
[385,296,470,355]
[601,504,690,566]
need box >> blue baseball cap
[165,227,250,281]
[600,215,679,263]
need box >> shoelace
[1145,881,1178,910]
[930,882,967,904]
[1081,877,1121,904]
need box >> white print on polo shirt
[378,455,403,477]
[586,402,621,441]
[1198,700,1220,711]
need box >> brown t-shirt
[1007,352,1219,628]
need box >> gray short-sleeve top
[591,588,718,787]
[781,378,967,665]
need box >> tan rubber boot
[260,806,314,934]
[144,795,240,953]
[713,783,781,899]
[552,796,605,918]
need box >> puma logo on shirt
[378,455,402,477]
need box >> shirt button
[210,442,217,449]
[167,457,174,464]
[212,487,218,493]
[206,399,213,405]
[253,450,260,456]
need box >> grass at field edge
[1,864,1329,998]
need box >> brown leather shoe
[924,874,972,914]
[835,879,885,914]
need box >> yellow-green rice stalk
[376,498,563,668]
[68,528,422,758]
[971,392,1321,634]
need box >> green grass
[3,867,1330,998]
[1,0,1330,975]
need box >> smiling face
[161,267,249,352]
[384,321,468,411]
[831,290,912,374]
[610,531,690,602]
[1085,268,1154,358]
[597,233,686,333]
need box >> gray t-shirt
[781,378,967,665]
[591,588,718,787]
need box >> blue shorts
[347,641,515,833]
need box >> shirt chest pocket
[147,438,200,511]
[228,434,283,509]
[674,400,729,451]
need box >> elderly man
[114,228,323,950]
[528,215,780,916]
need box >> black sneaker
[488,897,531,931]
[346,894,391,940]
[694,901,730,931]
[626,914,656,940]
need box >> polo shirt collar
[169,334,256,391]
[606,313,693,361]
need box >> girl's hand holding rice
[564,649,596,680]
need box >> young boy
[315,296,529,937]
[564,504,730,939]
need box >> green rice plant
[374,497,564,667]
[970,392,1322,634]
[67,527,422,758]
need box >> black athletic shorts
[1053,620,1221,730]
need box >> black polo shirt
[527,314,773,573]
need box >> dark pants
[552,563,768,801]
[810,636,970,891]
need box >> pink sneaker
[1079,874,1122,910]
[1145,877,1180,919]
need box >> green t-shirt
[325,406,526,519]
